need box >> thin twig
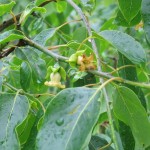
[24,38,68,61]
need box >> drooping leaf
[0,30,25,45]
[142,0,150,44]
[17,111,36,145]
[19,2,46,25]
[118,0,142,22]
[117,54,146,150]
[0,1,15,16]
[16,47,46,84]
[36,87,101,150]
[115,10,141,27]
[113,86,150,147]
[94,30,146,65]
[0,93,29,150]
[20,61,32,91]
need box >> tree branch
[66,1,119,149]
[0,39,27,59]
[24,38,68,61]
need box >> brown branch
[0,39,27,59]
[0,0,56,32]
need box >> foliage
[0,0,150,150]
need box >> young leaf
[113,86,150,147]
[0,1,15,16]
[0,93,29,150]
[94,30,146,65]
[0,30,25,45]
[118,0,142,22]
[19,2,46,25]
[36,87,101,150]
[142,0,150,44]
[20,61,32,91]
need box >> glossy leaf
[36,87,101,150]
[20,61,32,91]
[0,30,25,45]
[94,30,146,65]
[142,0,150,44]
[118,0,142,22]
[0,1,15,16]
[113,86,150,147]
[16,47,46,84]
[19,2,46,25]
[0,93,29,150]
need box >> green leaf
[94,30,146,65]
[59,67,66,81]
[17,112,36,145]
[36,87,101,150]
[0,76,3,91]
[142,0,150,44]
[73,27,88,43]
[33,28,56,46]
[72,71,88,82]
[19,2,46,25]
[118,0,142,22]
[89,135,114,150]
[80,0,96,12]
[113,86,150,147]
[0,30,25,45]
[56,1,67,13]
[16,47,46,84]
[20,61,32,91]
[115,10,141,27]
[0,1,15,16]
[35,0,46,6]
[100,18,117,31]
[0,93,29,150]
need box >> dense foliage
[0,0,150,150]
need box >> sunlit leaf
[0,1,15,16]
